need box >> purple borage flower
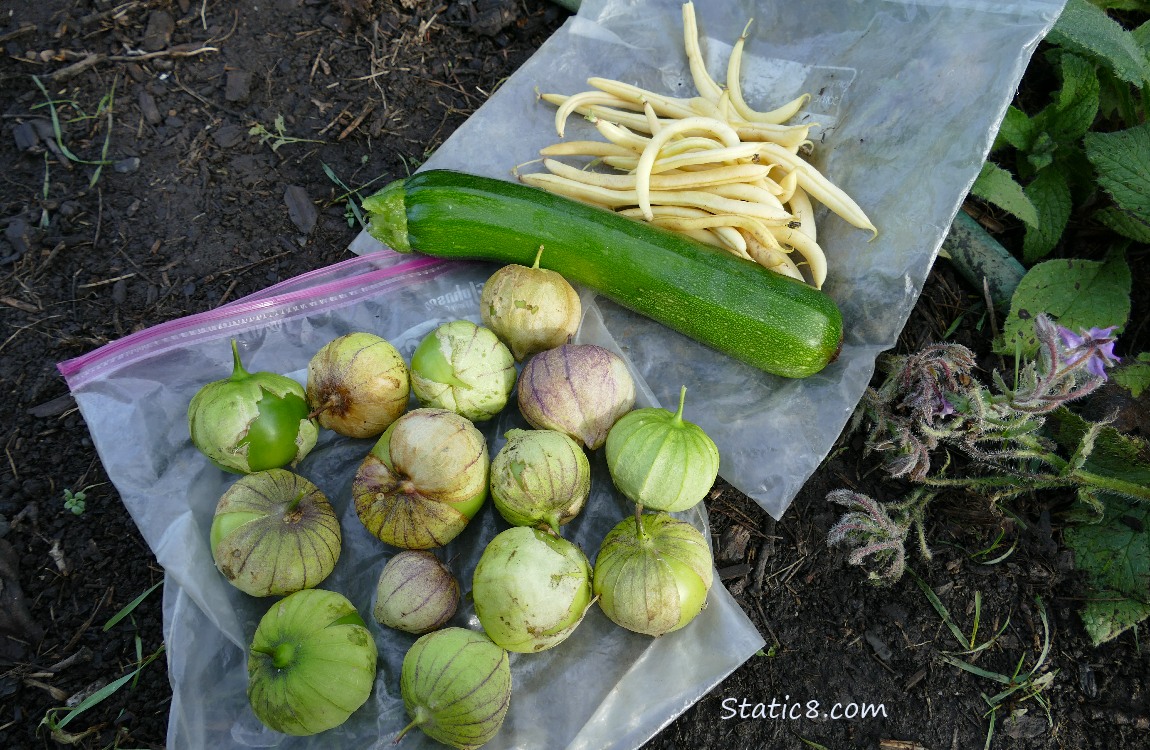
[1057,325,1121,380]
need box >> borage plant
[828,313,1149,583]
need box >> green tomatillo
[593,510,713,637]
[472,526,594,653]
[188,340,318,474]
[489,428,591,534]
[210,469,340,597]
[247,588,377,736]
[396,627,511,750]
[605,386,718,512]
[409,320,516,422]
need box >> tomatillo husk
[247,589,377,736]
[410,320,516,422]
[373,550,460,634]
[353,408,488,549]
[306,331,409,438]
[605,386,719,512]
[188,340,318,474]
[472,526,594,653]
[593,510,713,637]
[489,428,591,534]
[210,469,341,597]
[396,627,511,750]
[517,343,635,450]
[480,246,581,361]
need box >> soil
[0,2,1147,749]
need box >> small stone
[864,628,892,662]
[142,10,175,51]
[113,157,140,174]
[112,278,128,305]
[212,124,246,149]
[138,90,162,125]
[13,121,39,151]
[284,185,318,234]
[225,69,252,103]
[4,218,31,262]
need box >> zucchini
[363,170,843,379]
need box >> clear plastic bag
[62,0,1065,747]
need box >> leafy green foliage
[971,162,1038,226]
[62,488,86,515]
[999,252,1131,356]
[979,1,1148,267]
[1084,120,1150,218]
[1112,352,1150,396]
[1063,496,1150,645]
[1048,0,1150,87]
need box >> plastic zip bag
[350,0,1067,521]
[60,251,764,749]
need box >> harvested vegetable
[396,627,511,750]
[526,1,876,289]
[210,469,340,597]
[373,550,460,634]
[605,386,719,512]
[247,589,377,736]
[305,331,409,439]
[353,408,489,549]
[362,169,844,379]
[480,245,582,360]
[593,510,713,637]
[472,526,595,653]
[489,428,591,534]
[410,320,516,422]
[187,340,318,474]
[517,343,636,450]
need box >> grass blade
[103,580,162,632]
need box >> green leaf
[1135,19,1150,51]
[1080,596,1150,646]
[993,106,1036,152]
[1112,355,1150,397]
[103,580,162,631]
[971,162,1039,226]
[1022,167,1073,263]
[1048,407,1150,489]
[1064,496,1150,646]
[1048,0,1150,87]
[1089,1,1150,13]
[1094,206,1150,242]
[1042,53,1101,144]
[998,252,1131,355]
[1024,132,1057,174]
[1084,121,1150,220]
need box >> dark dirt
[0,2,1147,749]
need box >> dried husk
[353,408,489,549]
[306,331,409,438]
